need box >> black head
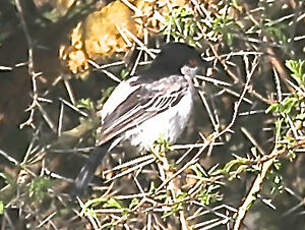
[141,42,202,80]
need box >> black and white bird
[74,42,203,194]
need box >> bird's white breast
[122,83,194,150]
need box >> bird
[74,42,203,194]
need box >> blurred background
[0,0,305,229]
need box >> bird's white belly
[122,89,194,150]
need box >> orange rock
[59,0,193,78]
[84,1,137,59]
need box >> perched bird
[74,42,203,194]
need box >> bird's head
[149,42,203,77]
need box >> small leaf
[104,198,123,209]
[286,60,305,86]
[77,98,94,111]
[0,201,4,215]
[120,69,130,79]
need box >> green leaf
[266,25,288,46]
[104,198,123,209]
[285,60,305,87]
[199,186,222,205]
[281,97,298,114]
[164,7,200,44]
[120,69,130,79]
[265,103,279,114]
[83,197,108,209]
[129,198,139,209]
[0,201,4,215]
[274,118,283,142]
[189,164,204,177]
[0,172,16,186]
[27,177,53,203]
[266,96,299,115]
[77,98,95,111]
[222,158,249,173]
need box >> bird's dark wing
[96,75,189,145]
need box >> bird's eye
[188,58,199,67]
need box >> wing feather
[96,75,189,145]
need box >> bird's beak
[181,65,199,77]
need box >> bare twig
[232,147,286,230]
[15,0,39,129]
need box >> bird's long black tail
[74,141,112,195]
